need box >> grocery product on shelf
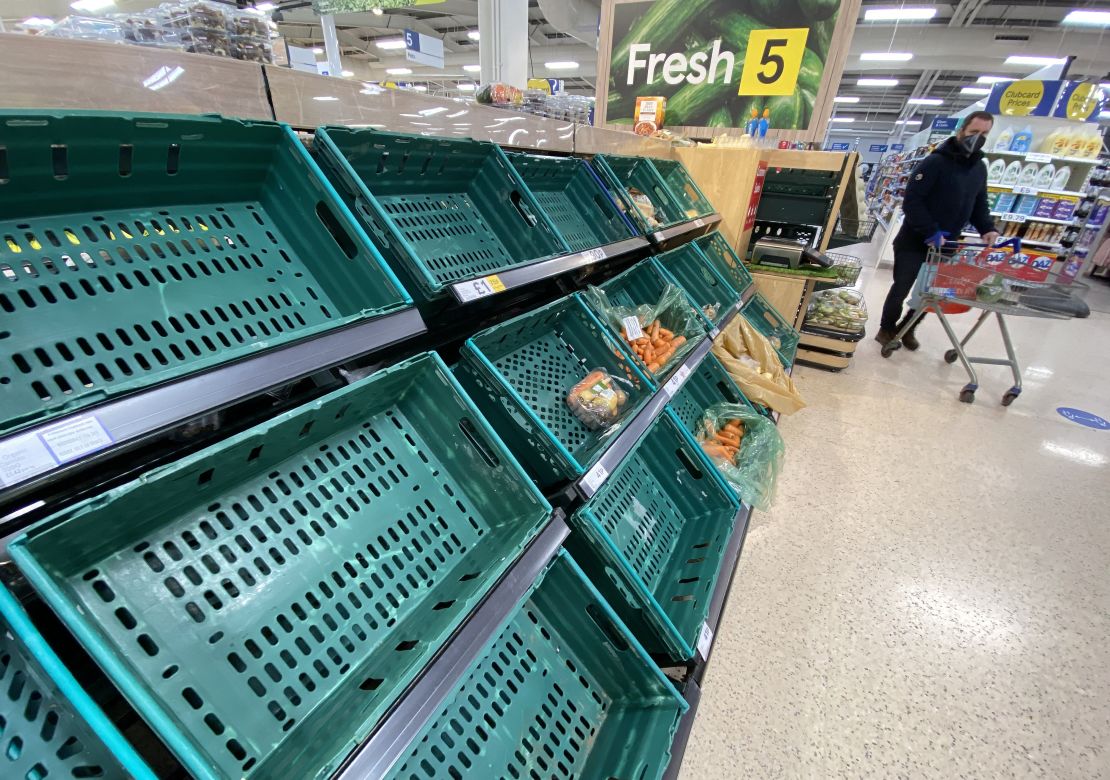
[694,403,785,510]
[993,126,1015,151]
[805,288,869,334]
[567,369,631,430]
[714,313,806,415]
[1001,160,1022,186]
[1052,166,1073,191]
[1009,126,1034,153]
[986,158,1006,183]
[9,352,552,780]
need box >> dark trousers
[880,237,928,330]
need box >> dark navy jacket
[896,136,995,244]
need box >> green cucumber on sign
[600,0,843,133]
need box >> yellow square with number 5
[738,28,810,97]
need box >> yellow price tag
[485,274,506,292]
[737,28,810,97]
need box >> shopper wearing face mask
[876,111,1000,350]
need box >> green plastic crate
[0,111,411,437]
[742,292,799,367]
[315,127,570,300]
[567,412,739,660]
[384,550,686,780]
[694,231,754,296]
[589,259,708,385]
[667,353,754,437]
[649,159,715,220]
[9,352,551,780]
[507,152,637,253]
[0,584,157,780]
[455,294,652,488]
[590,155,687,233]
[653,245,742,329]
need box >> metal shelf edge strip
[0,307,427,501]
[574,337,714,500]
[661,678,703,780]
[448,237,650,303]
[332,513,571,780]
[650,213,721,246]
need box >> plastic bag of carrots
[584,283,703,378]
[696,403,784,510]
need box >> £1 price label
[737,28,810,97]
[456,274,506,302]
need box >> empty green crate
[742,293,800,367]
[384,550,686,780]
[590,155,688,233]
[0,111,411,437]
[507,152,637,253]
[315,127,569,300]
[694,231,753,296]
[650,159,715,219]
[653,245,742,329]
[667,353,754,437]
[589,259,707,384]
[567,412,739,660]
[0,584,157,780]
[455,294,652,487]
[9,352,551,780]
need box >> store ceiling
[2,0,1107,136]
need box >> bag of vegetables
[696,403,784,510]
[584,282,704,379]
[713,314,806,415]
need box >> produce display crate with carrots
[585,260,707,384]
[699,416,746,464]
[667,353,754,437]
[689,403,785,510]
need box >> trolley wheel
[959,388,976,404]
[944,349,959,364]
[1001,388,1020,406]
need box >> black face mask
[959,133,986,156]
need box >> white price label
[692,217,705,229]
[663,363,693,397]
[1012,185,1038,195]
[1001,212,1027,224]
[697,621,714,659]
[0,414,113,487]
[584,247,606,264]
[454,274,506,303]
[0,432,57,487]
[581,463,608,494]
[40,415,113,463]
[622,316,644,340]
[1025,152,1052,163]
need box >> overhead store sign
[596,0,858,138]
[891,143,905,151]
[985,79,1062,117]
[828,142,850,150]
[1052,80,1108,122]
[404,28,444,69]
[869,144,887,152]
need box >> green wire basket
[567,413,739,660]
[315,127,569,301]
[384,551,687,780]
[10,352,551,780]
[0,110,411,437]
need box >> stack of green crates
[10,352,552,780]
[315,127,569,301]
[0,111,411,437]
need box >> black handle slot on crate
[315,201,357,259]
[586,602,630,652]
[459,416,500,469]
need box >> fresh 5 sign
[599,0,847,133]
[404,28,444,69]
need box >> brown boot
[874,328,898,348]
[898,310,924,351]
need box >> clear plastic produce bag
[696,403,784,510]
[585,283,703,377]
[566,369,630,430]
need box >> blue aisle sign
[1056,407,1110,430]
[869,144,888,152]
[829,142,850,151]
[404,28,444,68]
[891,143,905,151]
[932,117,959,131]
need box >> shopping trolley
[880,238,1090,405]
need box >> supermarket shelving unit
[0,36,787,780]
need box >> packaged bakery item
[626,187,660,228]
[633,96,666,136]
[566,369,629,430]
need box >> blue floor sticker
[1057,407,1110,430]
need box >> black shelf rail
[649,214,722,250]
[0,308,427,516]
[448,236,650,304]
[332,513,570,780]
[662,679,703,780]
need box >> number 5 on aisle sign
[738,28,810,97]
